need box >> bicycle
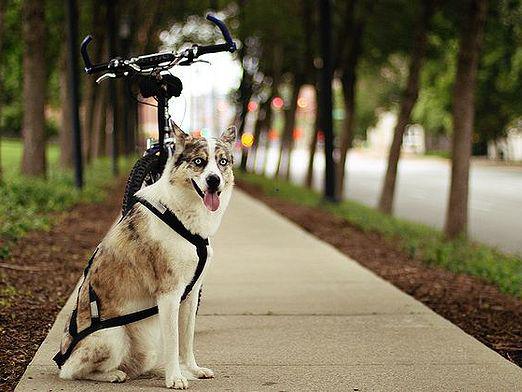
[80,14,236,309]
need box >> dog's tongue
[203,191,220,212]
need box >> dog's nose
[206,174,220,191]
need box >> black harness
[53,197,209,368]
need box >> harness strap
[136,197,209,248]
[53,197,209,368]
[135,198,209,302]
[53,304,159,368]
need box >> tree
[445,0,488,239]
[0,0,5,183]
[275,75,303,179]
[473,0,522,147]
[318,0,335,200]
[334,0,367,200]
[82,0,106,163]
[305,103,318,188]
[378,0,435,214]
[250,90,272,171]
[59,51,73,167]
[21,0,46,176]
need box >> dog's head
[167,124,236,212]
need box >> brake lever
[96,73,117,84]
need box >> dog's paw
[190,366,214,379]
[166,375,188,389]
[109,370,127,383]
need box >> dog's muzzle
[191,179,221,212]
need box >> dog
[56,125,236,389]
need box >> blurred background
[2,3,522,386]
[0,0,521,256]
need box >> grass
[425,150,451,159]
[236,171,522,299]
[0,138,132,259]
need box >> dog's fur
[57,126,236,389]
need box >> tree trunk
[334,0,365,200]
[335,71,357,199]
[284,80,304,181]
[237,76,253,171]
[275,77,303,180]
[21,0,46,177]
[260,103,274,176]
[378,1,434,214]
[0,1,5,183]
[82,75,95,162]
[83,0,106,163]
[318,0,336,201]
[305,82,319,188]
[305,120,319,188]
[91,83,108,159]
[251,96,271,171]
[445,0,488,239]
[126,94,137,155]
[106,0,118,175]
[59,52,73,167]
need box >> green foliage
[354,56,408,140]
[0,139,132,258]
[0,0,66,135]
[1,0,23,136]
[474,0,522,142]
[412,0,522,141]
[237,172,522,299]
[238,0,308,77]
[0,284,18,309]
[412,33,457,136]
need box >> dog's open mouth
[191,179,221,212]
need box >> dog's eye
[219,158,228,166]
[193,158,205,167]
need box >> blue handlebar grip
[206,14,237,52]
[80,35,93,72]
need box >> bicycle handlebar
[80,14,236,76]
[205,14,236,52]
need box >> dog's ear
[220,126,237,147]
[171,121,189,156]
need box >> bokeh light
[241,133,254,148]
[272,97,284,109]
[217,101,227,111]
[268,129,279,141]
[293,128,303,140]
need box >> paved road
[16,191,522,391]
[261,148,522,255]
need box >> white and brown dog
[56,126,236,389]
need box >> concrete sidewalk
[16,191,521,391]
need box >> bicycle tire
[121,153,203,312]
[122,154,163,216]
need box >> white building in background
[488,127,522,162]
[366,112,425,154]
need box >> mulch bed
[236,179,522,368]
[0,182,124,392]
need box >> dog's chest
[160,234,213,285]
[144,210,213,292]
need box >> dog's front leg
[179,283,214,379]
[158,290,187,389]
